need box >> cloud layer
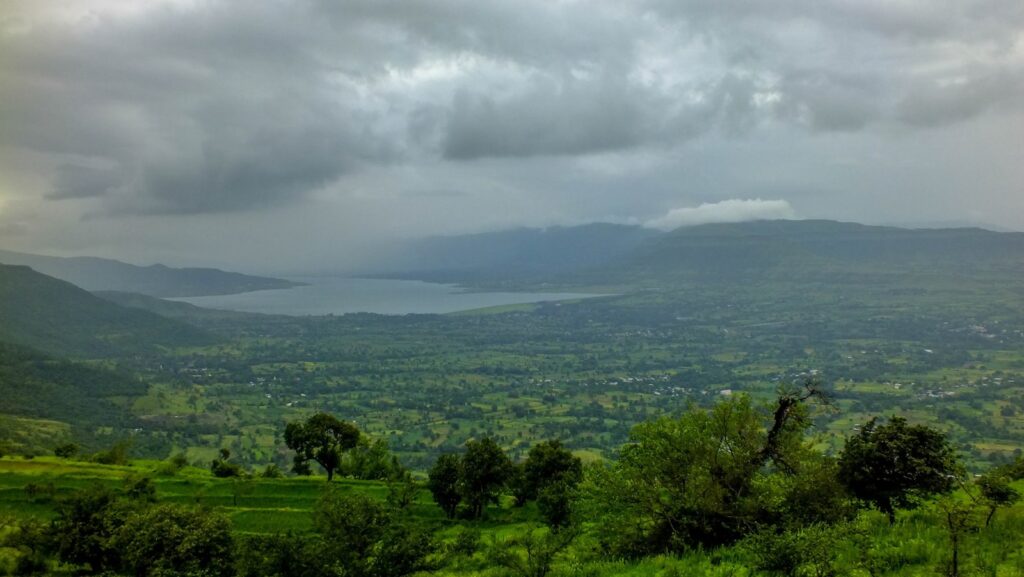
[0,0,1021,269]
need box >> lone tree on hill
[838,416,960,524]
[284,413,360,481]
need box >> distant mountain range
[0,264,214,357]
[376,223,661,283]
[0,219,1020,358]
[0,249,302,297]
[381,219,1024,287]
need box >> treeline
[4,387,1024,576]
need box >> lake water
[170,276,604,316]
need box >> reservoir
[170,276,604,316]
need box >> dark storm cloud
[2,1,405,215]
[1,0,1022,220]
[442,75,645,159]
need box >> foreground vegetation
[2,390,1023,576]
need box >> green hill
[0,249,302,297]
[0,342,144,452]
[0,264,214,357]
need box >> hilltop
[0,249,302,297]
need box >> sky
[1,0,1022,273]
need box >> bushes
[53,443,78,459]
[46,482,234,576]
[115,504,234,577]
[236,533,319,577]
[743,524,845,577]
[211,448,245,478]
[155,453,189,476]
[91,440,131,466]
[0,517,50,576]
[240,488,433,577]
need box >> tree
[114,504,235,577]
[284,413,360,481]
[1,517,49,575]
[485,526,578,577]
[313,489,389,575]
[459,437,512,519]
[54,443,78,459]
[210,447,244,478]
[260,463,284,478]
[342,437,406,481]
[428,453,462,518]
[50,485,134,573]
[386,474,420,511]
[536,480,575,530]
[937,498,978,577]
[977,474,1019,527]
[313,488,432,577]
[92,439,131,466]
[371,521,435,577]
[581,391,828,555]
[837,416,960,524]
[236,532,319,577]
[509,463,530,507]
[521,439,582,502]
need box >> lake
[170,276,605,316]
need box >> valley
[3,221,1022,473]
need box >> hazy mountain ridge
[376,223,662,284]
[610,220,1024,280]
[384,219,1024,288]
[0,249,302,297]
[0,264,215,357]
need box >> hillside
[0,249,302,297]
[0,342,143,452]
[94,290,257,324]
[0,264,214,357]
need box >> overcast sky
[1,0,1022,273]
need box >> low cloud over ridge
[645,199,797,231]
